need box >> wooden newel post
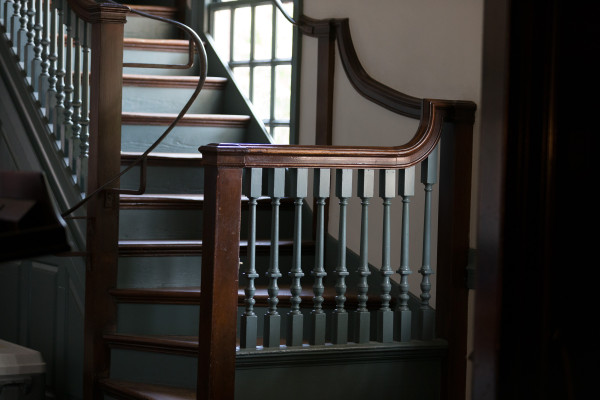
[74,1,128,399]
[435,101,476,400]
[198,145,243,400]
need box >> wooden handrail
[200,98,474,168]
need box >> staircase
[0,1,476,398]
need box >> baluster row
[238,150,439,349]
[1,0,91,194]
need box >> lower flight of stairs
[94,4,446,399]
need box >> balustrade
[1,0,92,193]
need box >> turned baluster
[287,168,308,347]
[418,146,439,340]
[377,169,395,343]
[310,168,329,345]
[395,166,415,342]
[263,168,285,348]
[240,168,262,349]
[332,169,352,344]
[355,169,373,343]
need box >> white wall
[298,0,483,304]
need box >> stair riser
[122,86,224,114]
[120,165,204,194]
[123,50,200,76]
[119,207,294,240]
[117,252,313,289]
[121,124,247,153]
[125,16,180,40]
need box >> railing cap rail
[200,98,474,169]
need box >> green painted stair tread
[117,239,311,256]
[123,38,193,53]
[99,378,195,400]
[122,74,227,89]
[119,193,295,209]
[121,152,204,166]
[104,333,295,356]
[121,112,250,127]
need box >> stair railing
[2,1,207,398]
[198,3,476,400]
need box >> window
[208,0,300,144]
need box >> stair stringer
[201,32,275,145]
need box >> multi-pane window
[208,0,298,144]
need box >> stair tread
[118,238,305,256]
[121,151,204,166]
[119,193,294,209]
[123,38,194,52]
[99,378,194,400]
[104,333,300,354]
[121,111,250,127]
[123,74,227,90]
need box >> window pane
[275,2,293,59]
[232,66,250,100]
[274,65,291,120]
[252,66,272,121]
[254,4,273,60]
[233,7,251,61]
[272,126,290,145]
[213,9,231,61]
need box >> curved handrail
[271,0,474,122]
[61,1,208,217]
[200,98,457,168]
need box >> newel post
[197,145,244,400]
[74,1,128,398]
[434,101,476,400]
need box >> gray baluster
[78,20,90,193]
[395,166,415,342]
[4,0,16,43]
[418,146,438,340]
[16,0,27,59]
[332,169,352,344]
[53,1,64,139]
[29,0,42,91]
[355,169,373,343]
[45,0,57,122]
[24,0,35,75]
[62,9,74,167]
[240,168,262,349]
[37,0,50,106]
[10,0,21,47]
[377,169,395,343]
[263,168,285,348]
[310,168,329,346]
[287,168,308,347]
[71,15,82,180]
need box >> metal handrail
[61,1,208,218]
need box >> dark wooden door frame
[473,0,598,398]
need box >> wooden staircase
[97,3,294,398]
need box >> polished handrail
[270,0,474,122]
[200,98,473,168]
[61,1,208,217]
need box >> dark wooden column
[74,1,128,398]
[197,155,243,400]
[436,104,476,400]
